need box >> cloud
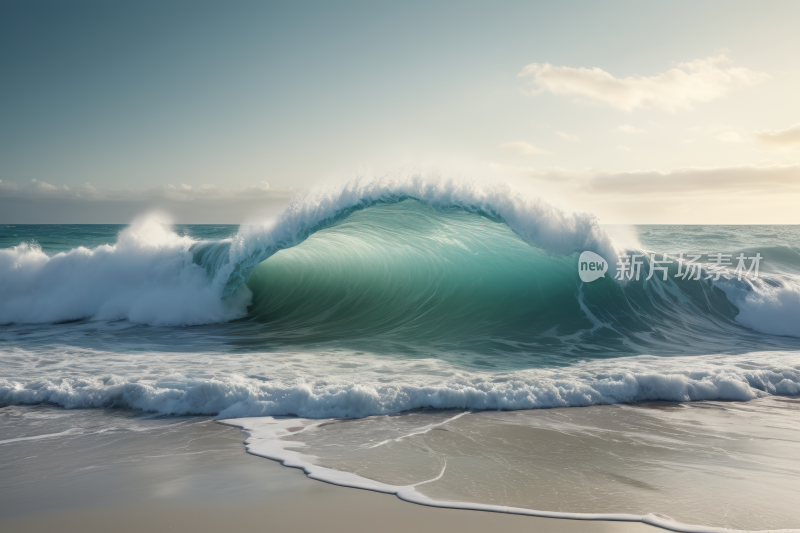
[617,145,632,152]
[585,163,800,195]
[715,131,745,143]
[488,162,539,175]
[518,55,769,112]
[482,163,800,223]
[556,132,580,142]
[510,163,800,223]
[0,180,293,223]
[498,141,552,155]
[755,122,800,149]
[618,125,647,134]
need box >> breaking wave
[0,176,615,326]
[0,175,799,345]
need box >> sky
[1,0,799,223]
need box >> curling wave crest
[0,176,615,326]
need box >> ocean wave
[2,354,798,418]
[216,175,618,297]
[0,175,615,326]
[0,214,251,326]
[0,174,798,344]
[242,200,800,347]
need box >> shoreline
[3,401,799,532]
[0,405,656,532]
[224,414,774,533]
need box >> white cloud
[0,180,294,223]
[585,163,800,195]
[715,131,745,143]
[2,179,290,201]
[516,164,800,223]
[31,179,66,192]
[498,141,552,155]
[488,162,539,175]
[556,132,580,142]
[617,145,632,152]
[618,124,647,134]
[518,55,769,112]
[755,122,800,149]
[490,163,800,222]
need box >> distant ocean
[2,179,799,531]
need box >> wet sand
[264,398,800,531]
[0,485,657,533]
[0,405,656,533]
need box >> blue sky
[2,0,799,223]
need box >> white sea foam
[718,279,800,339]
[0,214,251,325]
[2,348,798,418]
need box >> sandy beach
[0,405,657,533]
[0,482,657,533]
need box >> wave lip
[218,175,619,297]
